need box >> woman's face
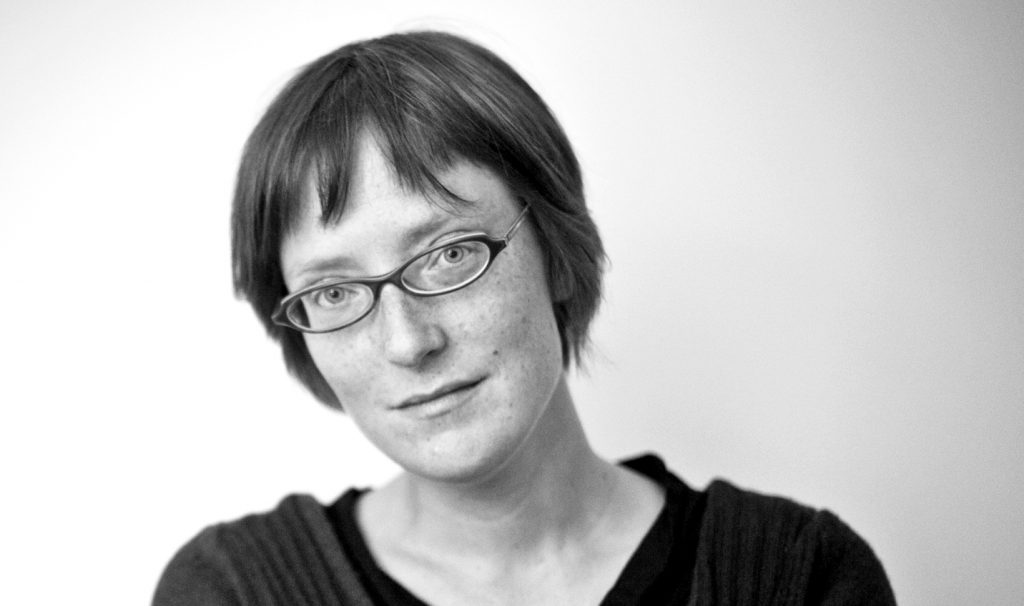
[279,136,566,483]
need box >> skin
[280,134,664,605]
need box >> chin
[388,428,528,486]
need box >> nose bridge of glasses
[373,275,437,335]
[367,256,424,298]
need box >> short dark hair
[231,31,605,408]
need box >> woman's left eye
[440,245,467,264]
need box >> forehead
[279,136,517,283]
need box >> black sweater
[154,457,895,605]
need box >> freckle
[492,349,499,356]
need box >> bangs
[283,46,513,238]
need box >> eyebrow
[287,209,481,284]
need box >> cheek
[303,335,371,402]
[475,254,562,374]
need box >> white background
[2,1,1022,604]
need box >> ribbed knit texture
[154,495,373,606]
[154,479,895,605]
[689,481,895,605]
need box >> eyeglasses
[272,206,530,333]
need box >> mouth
[395,377,485,411]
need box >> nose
[375,284,447,367]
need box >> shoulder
[151,494,332,606]
[695,479,896,605]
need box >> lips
[397,379,482,409]
[395,377,484,410]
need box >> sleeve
[152,527,244,606]
[802,510,897,606]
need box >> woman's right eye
[312,286,350,308]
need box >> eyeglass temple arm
[503,205,531,241]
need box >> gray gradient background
[1,1,1022,604]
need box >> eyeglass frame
[272,205,531,334]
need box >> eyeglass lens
[288,240,493,331]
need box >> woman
[154,31,895,605]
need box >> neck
[371,376,620,560]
